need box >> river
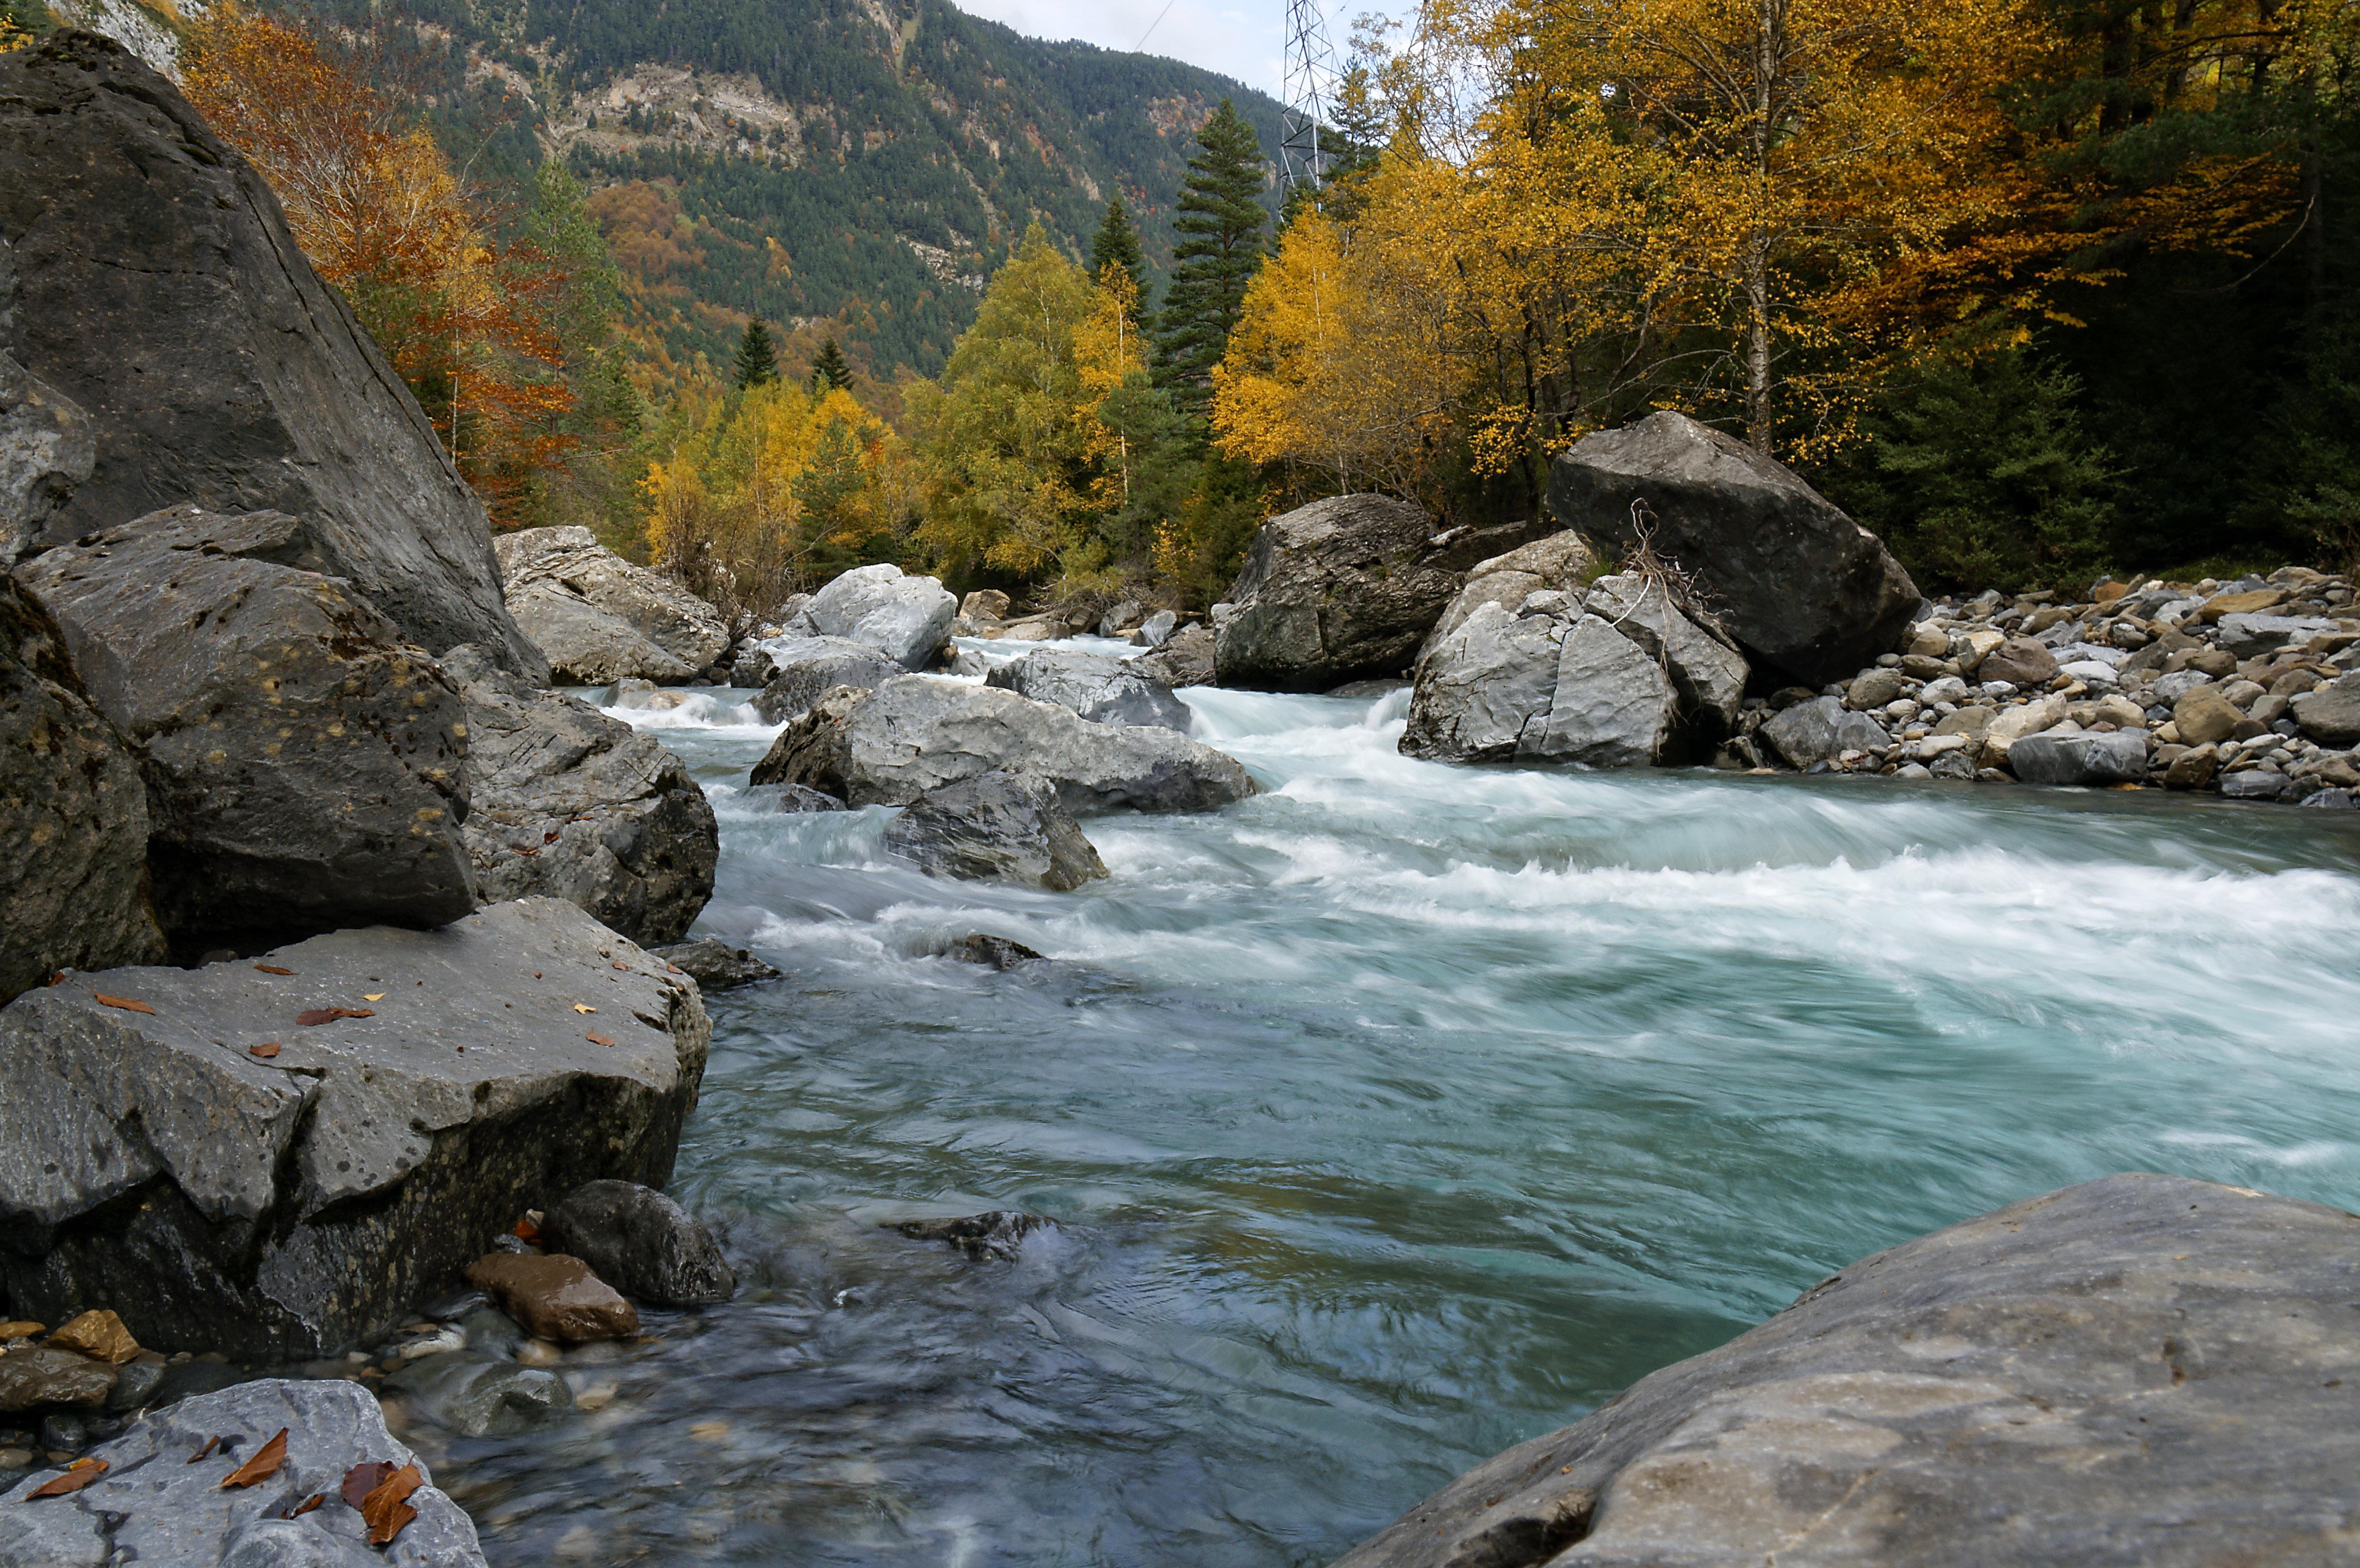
[422,639,2360,1566]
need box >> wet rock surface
[649,937,781,991]
[494,527,728,685]
[438,646,717,947]
[936,934,1046,968]
[463,1254,640,1344]
[0,34,543,678]
[0,1377,484,1568]
[541,1180,737,1307]
[0,898,710,1358]
[1332,1174,2360,1568]
[19,506,476,953]
[385,1354,570,1439]
[891,1211,1055,1262]
[881,769,1110,891]
[985,647,1192,731]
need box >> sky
[954,0,1300,101]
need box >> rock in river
[0,898,710,1358]
[0,33,545,678]
[0,575,164,1004]
[2006,729,2150,786]
[1127,622,1215,688]
[751,675,1257,813]
[1760,695,1891,769]
[19,506,476,954]
[881,769,1110,891]
[1331,1173,2360,1568]
[649,937,781,992]
[494,526,729,684]
[779,563,957,670]
[1545,411,1917,686]
[746,635,906,723]
[464,1253,639,1344]
[985,646,1192,730]
[0,1377,485,1568]
[439,646,717,948]
[541,1179,736,1307]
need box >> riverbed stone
[1331,1173,2360,1568]
[0,898,710,1358]
[438,646,717,948]
[0,575,164,1004]
[1760,696,1889,769]
[386,1354,571,1438]
[19,506,476,954]
[880,769,1110,891]
[1127,622,1215,687]
[0,1348,114,1413]
[1400,603,1566,761]
[540,1180,736,1307]
[0,1377,484,1568]
[2291,671,2360,746]
[494,527,727,684]
[892,1211,1055,1262]
[463,1253,639,1344]
[747,636,905,723]
[2005,729,2149,785]
[2172,684,2256,747]
[1544,411,1917,685]
[1977,636,2059,687]
[0,33,544,679]
[750,675,1256,812]
[781,564,956,670]
[985,647,1192,730]
[1518,614,1675,767]
[648,938,780,992]
[1419,530,1599,659]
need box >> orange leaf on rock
[187,1434,221,1464]
[29,1458,108,1497]
[249,1042,282,1059]
[287,1493,325,1518]
[296,1007,374,1026]
[94,994,155,1015]
[341,1461,396,1509]
[361,1462,424,1545]
[586,1032,615,1047]
[513,1218,541,1242]
[220,1428,289,1489]
[254,964,295,975]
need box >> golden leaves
[93,994,155,1015]
[220,1428,289,1489]
[28,1459,108,1497]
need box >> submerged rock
[463,1253,639,1344]
[891,1210,1054,1262]
[440,646,717,948]
[0,33,544,678]
[938,934,1045,969]
[881,769,1110,891]
[1332,1174,2360,1568]
[985,646,1192,730]
[649,937,781,992]
[781,563,956,670]
[20,506,476,954]
[541,1179,736,1307]
[751,676,1256,813]
[1545,411,1917,686]
[0,898,710,1358]
[0,1378,484,1568]
[386,1354,571,1439]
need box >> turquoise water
[427,652,2360,1566]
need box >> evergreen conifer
[810,335,855,392]
[733,318,780,389]
[1090,195,1149,304]
[1155,99,1268,424]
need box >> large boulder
[0,897,711,1358]
[541,1179,736,1308]
[783,563,956,670]
[1402,576,1743,766]
[0,1378,486,1568]
[1215,495,1556,690]
[1332,1174,2360,1568]
[0,576,163,1003]
[1127,621,1215,688]
[880,769,1110,891]
[438,646,716,948]
[1418,530,1598,662]
[0,347,93,564]
[751,675,1257,812]
[1545,411,1918,686]
[494,527,728,684]
[1760,695,1892,768]
[984,646,1192,730]
[19,507,476,954]
[0,34,546,679]
[745,635,906,724]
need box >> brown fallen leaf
[361,992,385,1002]
[254,964,294,976]
[296,1007,374,1026]
[516,845,538,857]
[513,1217,541,1242]
[94,993,155,1015]
[220,1428,288,1489]
[342,1461,396,1510]
[285,1493,325,1518]
[572,1004,595,1015]
[48,971,64,986]
[611,962,630,972]
[532,971,542,979]
[248,1042,282,1059]
[586,1032,615,1047]
[361,1462,424,1545]
[542,830,560,845]
[29,1458,108,1497]
[665,963,683,975]
[187,1435,221,1464]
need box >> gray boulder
[1216,494,1555,690]
[1519,614,1676,767]
[1761,695,1892,768]
[1135,609,1178,648]
[1400,602,1567,761]
[649,937,781,991]
[0,897,711,1358]
[2292,671,2360,747]
[1544,411,1917,686]
[881,769,1110,891]
[751,676,1256,813]
[2006,729,2150,785]
[0,1378,484,1568]
[437,646,716,948]
[0,575,163,1003]
[1127,621,1215,688]
[1584,572,1747,736]
[1418,530,1598,660]
[20,507,476,953]
[784,563,956,670]
[1331,1174,2360,1568]
[747,635,905,723]
[541,1179,736,1306]
[0,349,93,564]
[985,647,1192,731]
[0,34,544,678]
[494,527,727,684]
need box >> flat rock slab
[0,1377,484,1568]
[1332,1173,2360,1568]
[0,898,710,1358]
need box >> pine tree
[733,318,779,389]
[810,335,855,392]
[1155,99,1269,425]
[1090,195,1149,305]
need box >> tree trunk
[1745,0,1783,453]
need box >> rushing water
[419,641,2360,1567]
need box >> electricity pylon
[1278,0,1334,197]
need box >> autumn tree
[1156,100,1271,425]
